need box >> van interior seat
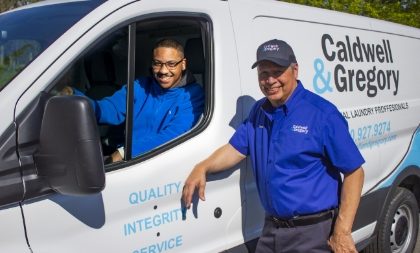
[83,51,124,155]
[84,51,119,99]
[184,38,205,86]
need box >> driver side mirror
[34,96,105,195]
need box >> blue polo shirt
[229,81,364,218]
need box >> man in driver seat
[63,39,204,162]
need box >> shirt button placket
[266,139,275,212]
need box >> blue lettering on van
[350,121,391,142]
[129,182,182,205]
[123,208,182,236]
[314,34,400,97]
[312,58,332,94]
[132,235,183,253]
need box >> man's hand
[59,86,74,96]
[182,165,207,209]
[111,150,123,162]
[181,144,245,209]
[329,167,364,252]
[328,232,357,253]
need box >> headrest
[85,52,115,86]
[184,38,204,74]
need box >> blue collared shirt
[229,81,364,218]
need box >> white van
[1,0,419,252]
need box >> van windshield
[0,0,105,91]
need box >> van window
[0,0,105,91]
[49,16,211,168]
[0,39,41,89]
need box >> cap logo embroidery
[292,124,309,134]
[264,44,279,52]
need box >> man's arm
[62,85,128,124]
[182,143,246,208]
[328,167,364,252]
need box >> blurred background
[2,0,419,28]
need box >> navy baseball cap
[251,39,297,69]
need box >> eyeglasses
[151,58,184,69]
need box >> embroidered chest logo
[291,124,309,134]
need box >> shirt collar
[284,80,304,113]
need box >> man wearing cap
[182,39,364,252]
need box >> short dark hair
[153,39,184,57]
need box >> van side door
[14,1,247,252]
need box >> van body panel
[14,1,247,252]
[0,207,28,252]
[0,0,419,252]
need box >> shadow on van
[49,193,105,229]
[181,95,261,252]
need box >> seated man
[63,39,204,162]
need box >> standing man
[182,39,364,252]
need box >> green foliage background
[0,0,40,12]
[1,0,419,28]
[284,0,420,28]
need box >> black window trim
[124,23,136,161]
[16,11,214,174]
[105,13,214,172]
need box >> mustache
[260,84,283,89]
[155,73,174,78]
